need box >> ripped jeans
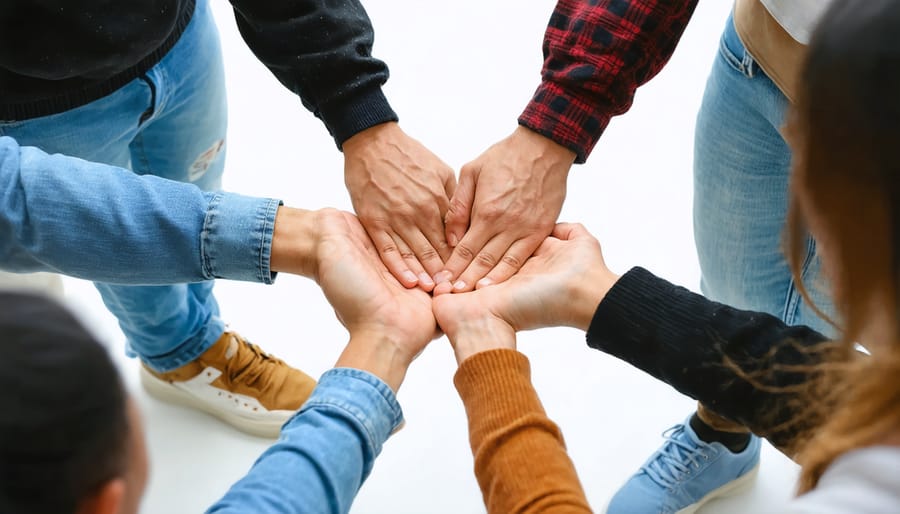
[0,0,228,371]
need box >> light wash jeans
[693,14,833,336]
[0,0,227,371]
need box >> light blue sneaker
[606,418,761,514]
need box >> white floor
[46,1,802,512]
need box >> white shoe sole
[602,463,760,514]
[140,366,294,439]
[674,463,760,514]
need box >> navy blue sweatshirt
[0,0,397,146]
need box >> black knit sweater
[0,0,397,146]
[587,267,831,450]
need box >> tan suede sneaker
[139,331,317,438]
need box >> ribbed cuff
[200,192,282,284]
[321,87,399,149]
[586,267,669,348]
[300,368,404,453]
[454,349,546,431]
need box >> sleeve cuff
[200,192,282,284]
[320,87,399,148]
[454,349,546,432]
[296,368,404,453]
[518,82,613,164]
[586,267,662,345]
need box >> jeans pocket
[718,37,746,74]
[718,13,756,77]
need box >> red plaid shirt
[519,0,699,163]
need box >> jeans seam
[130,131,154,174]
[783,237,817,324]
[200,193,221,280]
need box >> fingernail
[476,278,493,288]
[453,280,466,291]
[448,234,459,247]
[433,271,452,284]
[418,273,434,287]
[403,271,418,284]
[433,283,451,296]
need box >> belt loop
[742,51,756,78]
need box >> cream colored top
[760,0,834,44]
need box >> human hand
[310,209,438,391]
[433,223,618,363]
[435,127,576,294]
[343,122,457,292]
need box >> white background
[50,1,802,512]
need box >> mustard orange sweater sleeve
[453,349,592,514]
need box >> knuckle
[500,253,523,270]
[446,199,468,221]
[455,243,476,260]
[418,246,440,262]
[480,208,503,223]
[379,242,399,255]
[475,252,498,268]
[359,213,389,229]
[399,248,416,260]
[392,206,417,221]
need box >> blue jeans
[0,0,227,371]
[693,15,833,336]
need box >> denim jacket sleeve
[0,136,281,284]
[207,368,404,514]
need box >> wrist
[270,207,320,277]
[571,267,620,332]
[512,126,576,167]
[449,318,516,365]
[342,121,401,155]
[335,331,415,392]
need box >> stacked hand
[433,223,618,364]
[283,124,607,390]
[343,122,456,292]
[305,209,438,391]
[344,124,576,297]
[437,127,576,294]
[275,205,618,387]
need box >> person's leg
[608,14,832,514]
[1,0,315,437]
[98,0,315,437]
[93,0,229,370]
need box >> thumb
[551,222,592,241]
[443,165,458,201]
[444,164,477,248]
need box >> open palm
[313,209,436,360]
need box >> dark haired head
[0,292,130,514]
